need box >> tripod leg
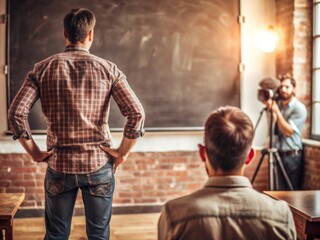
[251,152,266,184]
[273,157,279,190]
[268,152,276,191]
[274,152,293,190]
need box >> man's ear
[88,30,93,41]
[245,148,255,165]
[64,31,67,39]
[198,144,207,162]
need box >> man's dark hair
[278,73,296,88]
[204,106,254,172]
[64,8,96,44]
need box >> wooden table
[264,191,320,240]
[0,193,25,240]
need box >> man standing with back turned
[8,8,145,240]
[158,106,296,240]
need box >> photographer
[264,74,307,190]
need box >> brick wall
[0,150,268,211]
[303,144,320,189]
[275,0,312,137]
[0,154,46,208]
[1,144,319,213]
[276,0,294,73]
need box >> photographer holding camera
[263,74,307,190]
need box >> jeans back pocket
[87,165,114,198]
[45,167,66,196]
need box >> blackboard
[8,0,240,130]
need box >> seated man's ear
[88,30,94,41]
[245,148,255,165]
[198,144,207,162]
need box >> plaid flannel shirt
[8,45,145,174]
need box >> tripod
[251,107,293,190]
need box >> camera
[257,77,281,102]
[258,89,279,102]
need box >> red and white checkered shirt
[8,45,145,174]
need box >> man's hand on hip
[99,137,137,173]
[99,145,127,173]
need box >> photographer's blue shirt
[274,97,307,151]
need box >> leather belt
[278,150,302,157]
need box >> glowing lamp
[255,26,278,53]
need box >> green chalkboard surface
[8,0,240,130]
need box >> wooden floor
[13,213,161,240]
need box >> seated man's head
[199,106,255,176]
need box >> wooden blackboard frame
[6,0,241,133]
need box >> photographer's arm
[270,102,294,137]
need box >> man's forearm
[117,137,138,157]
[99,136,138,173]
[274,110,294,137]
[18,137,52,162]
[19,137,42,157]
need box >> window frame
[312,0,320,140]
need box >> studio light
[255,26,278,53]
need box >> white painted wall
[0,0,275,153]
[240,0,276,146]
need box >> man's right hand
[264,99,273,110]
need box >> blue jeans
[44,161,115,240]
[277,153,303,190]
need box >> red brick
[3,173,24,180]
[0,159,24,166]
[23,174,37,180]
[6,187,25,193]
[148,191,167,197]
[14,167,38,173]
[134,198,159,204]
[113,198,132,204]
[12,181,37,187]
[21,200,37,207]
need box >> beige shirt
[158,176,296,240]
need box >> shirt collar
[204,176,252,188]
[279,97,296,108]
[64,45,90,53]
[287,97,297,107]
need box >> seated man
[158,106,296,240]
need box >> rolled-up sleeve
[288,104,307,134]
[111,65,145,139]
[8,70,40,140]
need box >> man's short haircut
[64,8,96,44]
[204,106,254,172]
[278,73,296,88]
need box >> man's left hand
[99,145,127,173]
